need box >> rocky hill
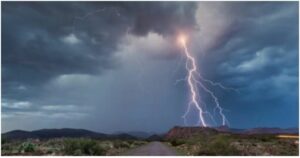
[165,126,218,139]
[165,126,299,139]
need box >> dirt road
[124,141,177,156]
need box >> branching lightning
[178,34,236,127]
[179,36,208,127]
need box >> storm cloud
[2,2,298,133]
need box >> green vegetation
[63,138,106,155]
[167,133,299,156]
[19,142,36,153]
[197,134,240,155]
[1,138,147,156]
[170,139,185,146]
[1,137,9,145]
[113,140,131,148]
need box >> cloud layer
[2,2,298,133]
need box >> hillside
[165,126,299,139]
[2,128,136,140]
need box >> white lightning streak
[194,78,227,126]
[179,35,231,127]
[196,73,240,93]
[181,39,208,127]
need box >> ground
[124,141,177,156]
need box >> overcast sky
[2,1,298,133]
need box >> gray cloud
[2,2,298,132]
[192,2,298,128]
[2,2,198,99]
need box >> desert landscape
[2,126,298,156]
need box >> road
[124,141,178,156]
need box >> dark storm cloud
[2,2,198,100]
[194,2,298,128]
[127,2,198,36]
[197,2,298,83]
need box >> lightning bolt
[179,35,208,127]
[178,34,232,127]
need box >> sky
[2,1,299,133]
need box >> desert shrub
[1,137,9,144]
[197,135,240,156]
[1,144,12,151]
[73,149,82,155]
[275,141,299,155]
[255,135,275,142]
[19,142,36,153]
[241,134,275,143]
[46,139,60,146]
[170,139,185,146]
[132,141,146,146]
[63,138,106,155]
[113,140,131,148]
[120,141,130,148]
[127,140,134,144]
[99,141,113,149]
[113,140,122,148]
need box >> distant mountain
[243,127,299,134]
[146,134,164,141]
[114,131,154,139]
[2,130,37,140]
[2,128,137,140]
[32,128,106,139]
[128,132,155,139]
[4,126,298,141]
[213,126,299,134]
[165,126,299,139]
[109,133,137,140]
